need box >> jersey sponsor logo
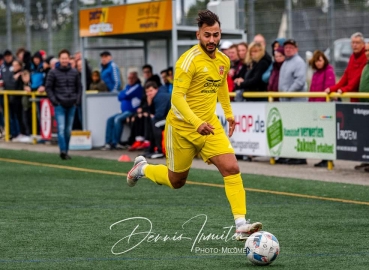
[201,78,221,93]
[219,65,224,75]
[203,66,208,72]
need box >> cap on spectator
[100,51,111,57]
[45,56,54,65]
[39,50,46,58]
[275,46,285,56]
[220,40,233,50]
[283,39,298,47]
[3,50,12,56]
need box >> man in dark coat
[45,49,82,160]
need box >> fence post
[25,0,32,52]
[269,93,275,165]
[31,93,37,144]
[3,93,10,142]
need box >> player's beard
[200,41,218,54]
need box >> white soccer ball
[245,231,280,266]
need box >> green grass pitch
[0,149,368,269]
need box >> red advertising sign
[40,99,53,140]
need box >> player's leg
[210,153,262,240]
[127,123,195,188]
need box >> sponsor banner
[40,99,53,140]
[266,103,336,159]
[79,0,172,37]
[216,103,267,156]
[336,103,369,161]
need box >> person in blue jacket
[100,51,121,92]
[30,51,46,92]
[102,71,143,150]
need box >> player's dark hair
[197,10,221,28]
[58,49,70,58]
[144,81,158,90]
[142,64,153,72]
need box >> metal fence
[0,0,368,74]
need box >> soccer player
[127,10,262,241]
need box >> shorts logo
[219,66,224,75]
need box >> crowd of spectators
[0,31,368,170]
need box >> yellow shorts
[164,122,235,173]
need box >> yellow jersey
[167,44,234,131]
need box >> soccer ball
[244,231,280,266]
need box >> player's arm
[172,62,204,130]
[217,65,235,137]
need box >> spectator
[1,50,18,139]
[325,32,367,102]
[271,38,286,51]
[219,40,233,57]
[143,81,171,159]
[30,51,45,92]
[253,34,273,83]
[100,51,121,92]
[9,60,26,141]
[234,42,272,102]
[234,42,248,80]
[39,50,47,61]
[75,51,92,89]
[69,56,76,69]
[101,71,143,150]
[50,58,58,69]
[308,50,336,168]
[142,64,162,87]
[76,59,92,91]
[278,39,307,165]
[356,42,369,172]
[227,44,239,93]
[16,47,31,71]
[43,56,53,81]
[309,51,336,102]
[89,70,108,92]
[21,70,32,136]
[268,46,285,100]
[160,69,173,93]
[45,49,82,160]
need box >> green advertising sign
[266,103,336,159]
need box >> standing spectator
[160,69,173,93]
[325,32,367,102]
[39,50,47,61]
[227,44,240,93]
[219,40,233,57]
[9,60,25,141]
[268,46,285,100]
[309,51,336,102]
[89,70,108,92]
[50,58,58,69]
[100,51,121,92]
[16,47,31,71]
[356,42,369,172]
[76,59,92,91]
[234,42,272,102]
[142,64,162,87]
[144,81,171,159]
[308,50,336,168]
[271,38,286,51]
[30,52,45,92]
[253,34,273,83]
[75,51,92,89]
[1,50,19,139]
[278,39,307,165]
[45,49,82,160]
[43,56,53,82]
[101,71,143,150]
[234,42,248,80]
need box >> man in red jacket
[325,32,367,102]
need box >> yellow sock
[223,173,246,220]
[144,164,173,188]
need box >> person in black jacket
[234,42,272,102]
[143,81,170,159]
[45,49,82,160]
